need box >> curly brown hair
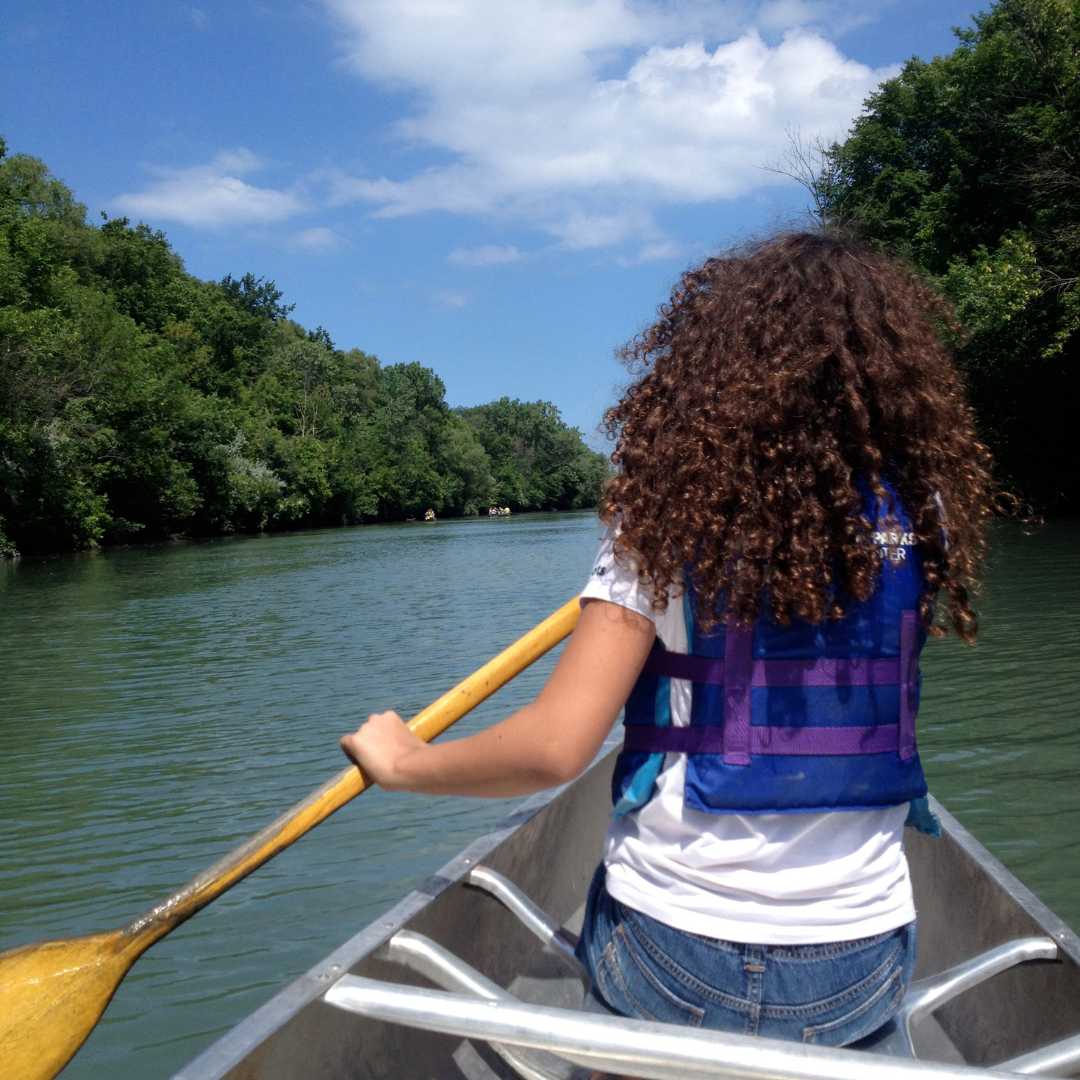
[601,233,994,641]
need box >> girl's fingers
[340,711,427,788]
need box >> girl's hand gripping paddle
[0,597,582,1080]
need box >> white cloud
[446,244,523,266]
[324,1,898,246]
[114,150,305,228]
[756,0,883,35]
[293,226,341,249]
[435,289,470,307]
[631,239,685,264]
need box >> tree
[439,415,496,516]
[0,141,87,226]
[363,363,475,518]
[0,136,600,554]
[824,0,1080,508]
[761,129,845,230]
[456,398,609,511]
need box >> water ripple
[918,519,1080,925]
[1,515,1077,1079]
[1,514,602,1080]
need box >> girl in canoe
[341,233,993,1047]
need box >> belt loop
[722,619,753,766]
[899,610,918,762]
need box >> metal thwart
[381,930,570,1080]
[465,866,582,964]
[325,864,1080,1080]
[860,938,1060,1062]
[995,1034,1080,1076]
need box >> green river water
[1,512,1078,1079]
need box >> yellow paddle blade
[0,930,142,1080]
[0,596,583,1080]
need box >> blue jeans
[574,864,916,1046]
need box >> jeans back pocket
[595,923,706,1027]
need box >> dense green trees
[456,399,610,511]
[823,0,1079,509]
[0,139,608,556]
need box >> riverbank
[0,503,573,560]
[1,144,609,559]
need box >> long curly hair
[600,233,994,641]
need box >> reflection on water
[0,515,1077,1079]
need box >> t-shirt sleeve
[580,529,657,623]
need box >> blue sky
[2,1,984,444]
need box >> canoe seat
[854,937,1058,1061]
[324,865,1073,1080]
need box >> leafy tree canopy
[0,140,608,556]
[456,398,608,511]
[823,0,1079,509]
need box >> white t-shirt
[582,531,915,945]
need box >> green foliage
[936,234,1044,344]
[0,139,605,554]
[0,143,87,227]
[456,398,609,511]
[825,0,1080,508]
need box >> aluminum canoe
[171,736,1080,1080]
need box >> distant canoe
[172,739,1080,1080]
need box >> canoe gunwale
[168,734,623,1080]
[171,745,1080,1080]
[925,794,1080,966]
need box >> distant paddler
[423,509,436,522]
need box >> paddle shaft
[119,596,582,952]
[0,597,582,1080]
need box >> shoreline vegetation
[810,0,1078,514]
[0,138,609,558]
[4,0,1078,556]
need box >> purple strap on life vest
[721,620,753,766]
[899,610,918,762]
[633,609,922,765]
[643,652,903,687]
[623,723,902,756]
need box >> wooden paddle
[0,596,582,1080]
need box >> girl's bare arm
[339,599,655,797]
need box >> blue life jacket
[613,481,932,823]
